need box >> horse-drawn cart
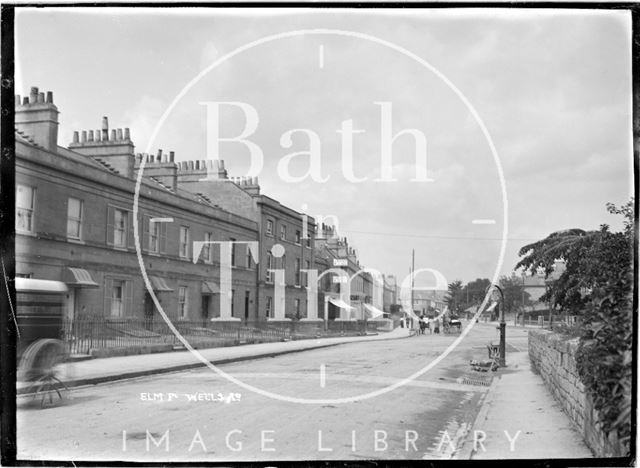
[16,278,70,406]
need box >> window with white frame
[202,232,213,262]
[266,296,273,318]
[280,224,286,241]
[295,230,301,245]
[111,280,124,317]
[266,252,273,283]
[114,209,127,247]
[149,219,160,253]
[178,286,188,318]
[16,185,35,232]
[266,219,274,236]
[66,197,83,239]
[179,226,190,258]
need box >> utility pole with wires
[410,249,415,316]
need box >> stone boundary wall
[529,330,626,457]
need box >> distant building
[382,274,398,313]
[521,260,566,314]
[313,224,379,321]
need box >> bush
[517,200,634,455]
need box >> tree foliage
[444,280,464,313]
[516,199,634,454]
[498,275,531,314]
[460,278,491,310]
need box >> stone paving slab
[456,350,593,459]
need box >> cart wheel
[19,339,69,407]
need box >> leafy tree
[498,275,531,315]
[515,199,634,454]
[460,278,491,310]
[444,280,463,312]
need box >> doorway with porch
[144,292,155,330]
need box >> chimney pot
[124,128,130,140]
[23,97,29,105]
[38,92,45,103]
[95,129,101,141]
[15,94,20,104]
[29,87,38,103]
[73,131,79,143]
[46,91,53,103]
[111,129,117,140]
[88,130,94,142]
[169,151,175,162]
[117,128,123,140]
[81,131,87,142]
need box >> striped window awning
[63,268,99,288]
[328,297,355,310]
[201,281,220,295]
[363,303,384,318]
[150,276,173,292]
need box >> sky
[15,7,634,288]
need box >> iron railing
[62,317,383,356]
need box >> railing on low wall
[62,317,383,355]
[516,315,579,329]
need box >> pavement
[18,322,594,460]
[17,326,412,394]
[455,324,593,459]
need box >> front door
[66,289,76,322]
[144,293,154,330]
[201,295,210,326]
[244,291,250,321]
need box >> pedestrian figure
[419,315,427,335]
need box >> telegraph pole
[410,249,415,315]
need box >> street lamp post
[488,284,506,367]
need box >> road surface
[17,321,526,461]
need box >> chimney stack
[69,115,136,178]
[15,86,60,150]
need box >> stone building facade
[141,154,317,322]
[15,87,258,324]
[15,85,397,326]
